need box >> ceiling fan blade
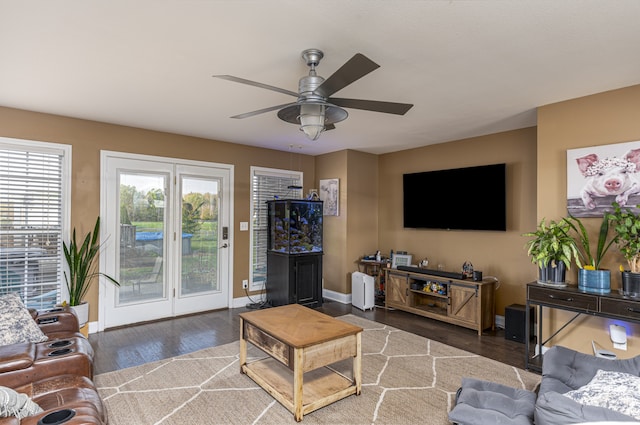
[213,75,299,97]
[313,53,380,98]
[230,102,297,119]
[329,98,413,115]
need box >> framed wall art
[319,178,339,216]
[567,140,640,217]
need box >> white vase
[70,302,89,327]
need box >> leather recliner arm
[34,308,80,335]
[0,342,35,374]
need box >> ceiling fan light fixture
[299,103,325,141]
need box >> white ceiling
[1,1,640,156]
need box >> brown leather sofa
[1,375,107,425]
[1,307,107,425]
[0,309,94,389]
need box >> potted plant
[63,216,119,326]
[565,213,616,293]
[609,201,640,296]
[523,218,581,285]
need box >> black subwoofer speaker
[505,304,534,343]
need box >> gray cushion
[535,390,637,424]
[534,346,640,425]
[563,369,640,420]
[0,293,48,346]
[538,345,640,394]
[448,378,536,425]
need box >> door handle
[220,243,228,249]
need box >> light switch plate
[240,222,248,231]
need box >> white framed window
[0,137,71,310]
[250,167,302,290]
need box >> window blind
[0,145,64,309]
[250,168,302,287]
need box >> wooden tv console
[385,268,496,335]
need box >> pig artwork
[576,148,640,209]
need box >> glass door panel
[180,176,220,296]
[118,173,167,305]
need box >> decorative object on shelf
[392,253,412,269]
[462,261,474,278]
[523,218,581,286]
[319,178,339,216]
[63,216,120,326]
[609,201,640,296]
[419,258,429,268]
[566,213,615,293]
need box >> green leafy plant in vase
[63,216,119,326]
[523,218,581,285]
[566,213,615,293]
[609,202,640,296]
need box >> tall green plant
[63,217,119,306]
[523,218,581,269]
[565,213,615,270]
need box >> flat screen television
[403,163,506,231]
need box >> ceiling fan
[213,49,414,141]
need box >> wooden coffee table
[239,304,362,421]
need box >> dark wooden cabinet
[267,252,322,308]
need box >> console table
[525,281,640,372]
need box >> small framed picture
[392,254,412,269]
[319,178,339,216]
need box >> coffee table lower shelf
[242,357,357,418]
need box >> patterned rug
[95,314,540,424]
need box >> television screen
[403,163,506,231]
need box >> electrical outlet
[242,279,248,289]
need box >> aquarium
[267,199,323,254]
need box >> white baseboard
[322,288,351,304]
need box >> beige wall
[537,84,640,357]
[377,127,538,315]
[314,151,347,294]
[0,106,316,321]
[315,150,379,296]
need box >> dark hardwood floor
[89,300,533,375]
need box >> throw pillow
[0,293,48,346]
[563,369,640,420]
[0,386,43,419]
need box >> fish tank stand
[266,199,323,307]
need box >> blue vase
[578,269,611,294]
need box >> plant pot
[70,302,89,327]
[538,261,567,285]
[621,271,640,297]
[578,269,611,294]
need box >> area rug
[95,315,540,424]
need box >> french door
[99,152,232,329]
